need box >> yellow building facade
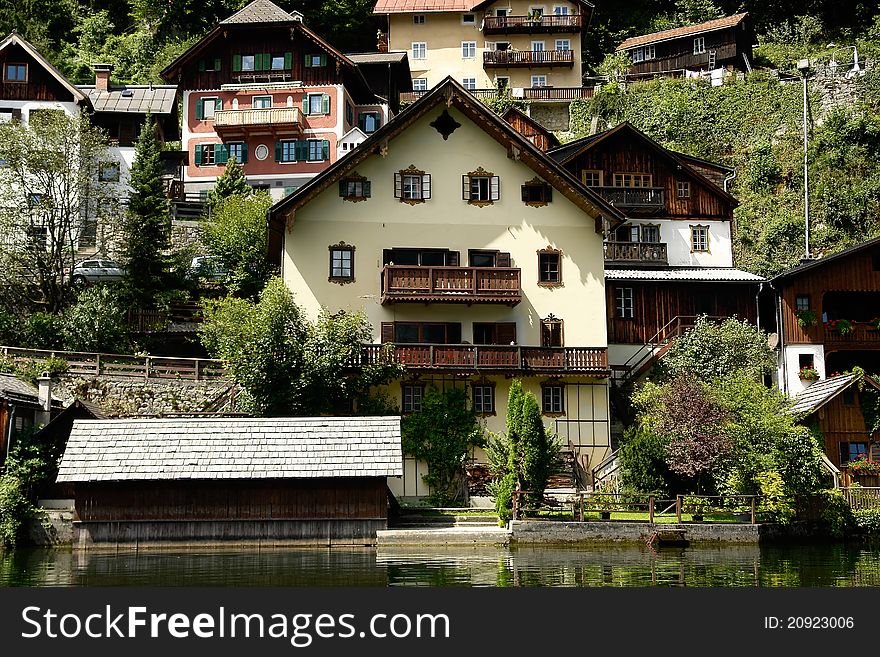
[376,0,590,93]
[270,78,618,500]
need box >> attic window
[462,167,500,206]
[522,178,552,206]
[4,63,27,83]
[339,173,371,202]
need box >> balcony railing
[603,241,668,264]
[482,14,586,34]
[381,266,521,305]
[359,344,609,374]
[213,107,301,134]
[483,49,575,68]
[594,186,665,211]
[401,86,595,103]
[824,321,880,343]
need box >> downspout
[771,280,787,395]
[755,281,763,331]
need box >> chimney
[93,63,113,92]
[36,372,52,426]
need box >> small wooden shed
[56,416,402,547]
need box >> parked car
[71,259,125,284]
[188,256,228,283]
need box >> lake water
[3,543,880,587]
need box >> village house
[545,122,764,384]
[0,372,60,470]
[770,237,880,397]
[375,0,594,102]
[268,76,625,499]
[0,32,179,256]
[616,12,754,82]
[160,0,409,206]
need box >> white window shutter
[422,174,431,199]
[394,173,402,198]
[490,176,500,200]
[462,175,470,200]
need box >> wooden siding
[779,243,880,347]
[626,25,753,75]
[0,43,77,102]
[74,478,389,522]
[175,27,345,90]
[812,387,876,468]
[607,281,758,344]
[565,131,732,221]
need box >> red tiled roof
[374,0,476,13]
[616,13,748,51]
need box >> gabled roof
[220,0,301,24]
[340,126,368,143]
[617,13,749,51]
[374,0,475,13]
[269,76,625,231]
[0,32,89,104]
[789,373,880,416]
[502,106,561,150]
[0,372,40,404]
[56,417,403,483]
[771,236,880,283]
[605,268,764,282]
[546,121,738,207]
[77,85,177,115]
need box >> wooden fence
[0,346,228,381]
[842,487,880,510]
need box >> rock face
[53,375,236,416]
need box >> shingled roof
[605,268,764,282]
[617,13,749,51]
[77,85,177,114]
[374,0,476,13]
[56,417,403,483]
[220,0,299,24]
[0,372,40,404]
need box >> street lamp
[797,58,810,260]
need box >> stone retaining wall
[511,520,762,544]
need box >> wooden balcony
[595,186,665,212]
[482,14,586,34]
[604,241,668,265]
[522,86,595,100]
[823,321,880,344]
[213,107,301,138]
[483,49,575,68]
[381,266,521,305]
[360,344,609,375]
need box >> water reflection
[2,543,880,587]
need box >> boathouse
[56,416,402,547]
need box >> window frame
[461,41,477,59]
[616,287,634,319]
[521,177,552,206]
[200,96,220,120]
[541,315,564,348]
[4,62,27,83]
[613,172,652,187]
[530,74,548,87]
[412,42,427,60]
[472,383,496,416]
[694,37,706,55]
[328,241,355,284]
[461,13,476,24]
[537,246,562,287]
[339,173,371,202]
[462,167,500,206]
[541,383,565,415]
[252,95,272,109]
[840,442,868,467]
[677,180,691,199]
[402,383,426,414]
[358,111,382,134]
[413,14,426,24]
[555,39,571,51]
[795,295,811,312]
[412,78,428,91]
[690,225,710,253]
[462,77,477,90]
[581,169,603,187]
[394,165,431,204]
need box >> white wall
[623,217,733,267]
[780,344,826,396]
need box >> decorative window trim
[541,381,565,416]
[462,167,500,206]
[537,245,563,287]
[471,381,496,416]
[690,224,710,253]
[522,177,552,206]
[328,241,355,284]
[394,165,431,205]
[541,314,564,348]
[640,223,661,243]
[677,180,691,199]
[339,172,371,202]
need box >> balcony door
[383,248,458,266]
[473,322,516,345]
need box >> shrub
[23,312,65,350]
[818,489,854,538]
[854,508,880,534]
[62,286,130,353]
[755,471,796,524]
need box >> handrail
[590,448,619,488]
[483,49,574,66]
[567,439,591,491]
[482,14,586,31]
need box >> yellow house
[269,77,622,499]
[374,0,592,97]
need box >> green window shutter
[263,53,271,70]
[194,144,203,166]
[304,53,311,68]
[254,53,261,71]
[321,140,330,161]
[215,98,222,112]
[217,144,229,165]
[302,95,310,115]
[233,54,242,72]
[321,94,330,115]
[363,180,371,198]
[214,58,221,71]
[274,141,282,162]
[296,140,309,161]
[198,59,206,72]
[284,52,292,69]
[320,54,327,67]
[240,143,248,164]
[195,100,204,120]
[339,180,347,197]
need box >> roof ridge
[617,12,749,50]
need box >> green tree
[62,286,130,353]
[122,115,171,306]
[203,190,274,298]
[206,156,251,208]
[401,387,483,505]
[199,277,401,415]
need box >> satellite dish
[767,333,779,349]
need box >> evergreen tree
[206,156,251,210]
[122,114,170,305]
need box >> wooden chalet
[771,237,880,396]
[0,31,88,112]
[503,106,560,152]
[616,13,754,78]
[547,122,763,378]
[0,373,61,470]
[56,417,402,546]
[790,372,880,476]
